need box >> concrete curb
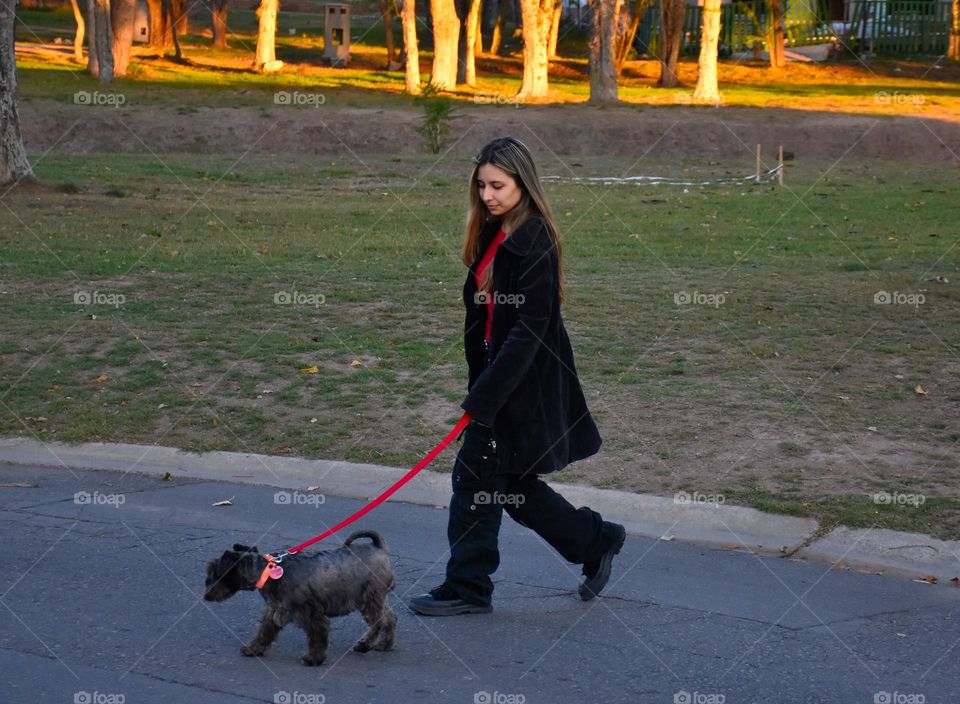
[2,437,958,582]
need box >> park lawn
[1,152,958,538]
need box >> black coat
[460,214,602,476]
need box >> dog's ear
[236,553,263,584]
[232,543,258,553]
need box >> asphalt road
[2,462,958,704]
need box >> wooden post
[778,144,784,186]
[755,143,761,183]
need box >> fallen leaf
[350,359,363,367]
[660,534,675,541]
[927,275,949,283]
[309,417,318,423]
[212,497,234,507]
[300,366,319,374]
[160,472,172,481]
[92,373,109,384]
[0,482,39,488]
[915,384,927,395]
[306,485,322,491]
[950,577,960,586]
[212,418,221,427]
[278,447,294,454]
[867,426,878,432]
[912,575,937,584]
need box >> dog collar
[255,553,284,589]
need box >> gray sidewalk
[1,454,960,703]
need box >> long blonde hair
[462,137,565,304]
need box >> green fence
[637,0,951,56]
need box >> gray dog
[203,530,396,666]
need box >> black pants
[444,421,609,606]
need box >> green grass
[2,150,959,537]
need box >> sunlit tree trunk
[474,0,483,55]
[949,0,959,61]
[163,0,183,59]
[211,0,229,47]
[767,0,785,68]
[692,0,721,103]
[400,0,421,92]
[70,0,85,62]
[462,0,482,84]
[517,0,553,99]
[589,0,621,103]
[254,0,281,71]
[658,0,683,87]
[173,0,189,36]
[489,0,504,53]
[111,0,137,78]
[547,0,561,57]
[382,0,397,65]
[146,0,169,48]
[430,0,459,89]
[0,0,34,185]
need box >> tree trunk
[70,0,85,62]
[430,0,459,89]
[163,0,182,59]
[146,0,169,48]
[254,0,281,71]
[0,0,34,186]
[615,0,648,73]
[517,0,552,99]
[949,0,958,61]
[173,0,188,36]
[400,0,421,92]
[589,0,620,103]
[489,0,504,53]
[111,0,137,78]
[767,0,785,68]
[692,0,721,104]
[211,0,228,47]
[382,0,396,65]
[547,0,561,57]
[461,0,481,84]
[658,0,683,87]
[473,0,482,55]
[88,0,114,82]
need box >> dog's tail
[344,530,386,550]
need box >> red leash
[279,411,472,557]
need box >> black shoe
[578,523,626,601]
[408,584,493,616]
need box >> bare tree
[692,0,721,103]
[517,0,553,99]
[1,0,34,185]
[254,0,282,71]
[767,0,785,67]
[949,0,958,61]
[211,0,229,48]
[589,0,621,103]
[658,0,684,87]
[70,0,85,62]
[86,0,115,82]
[615,0,652,73]
[111,0,137,77]
[400,0,421,93]
[430,0,459,89]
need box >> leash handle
[286,411,473,554]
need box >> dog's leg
[241,607,286,657]
[301,613,330,666]
[355,592,397,653]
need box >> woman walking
[410,137,626,616]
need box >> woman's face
[477,163,523,217]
